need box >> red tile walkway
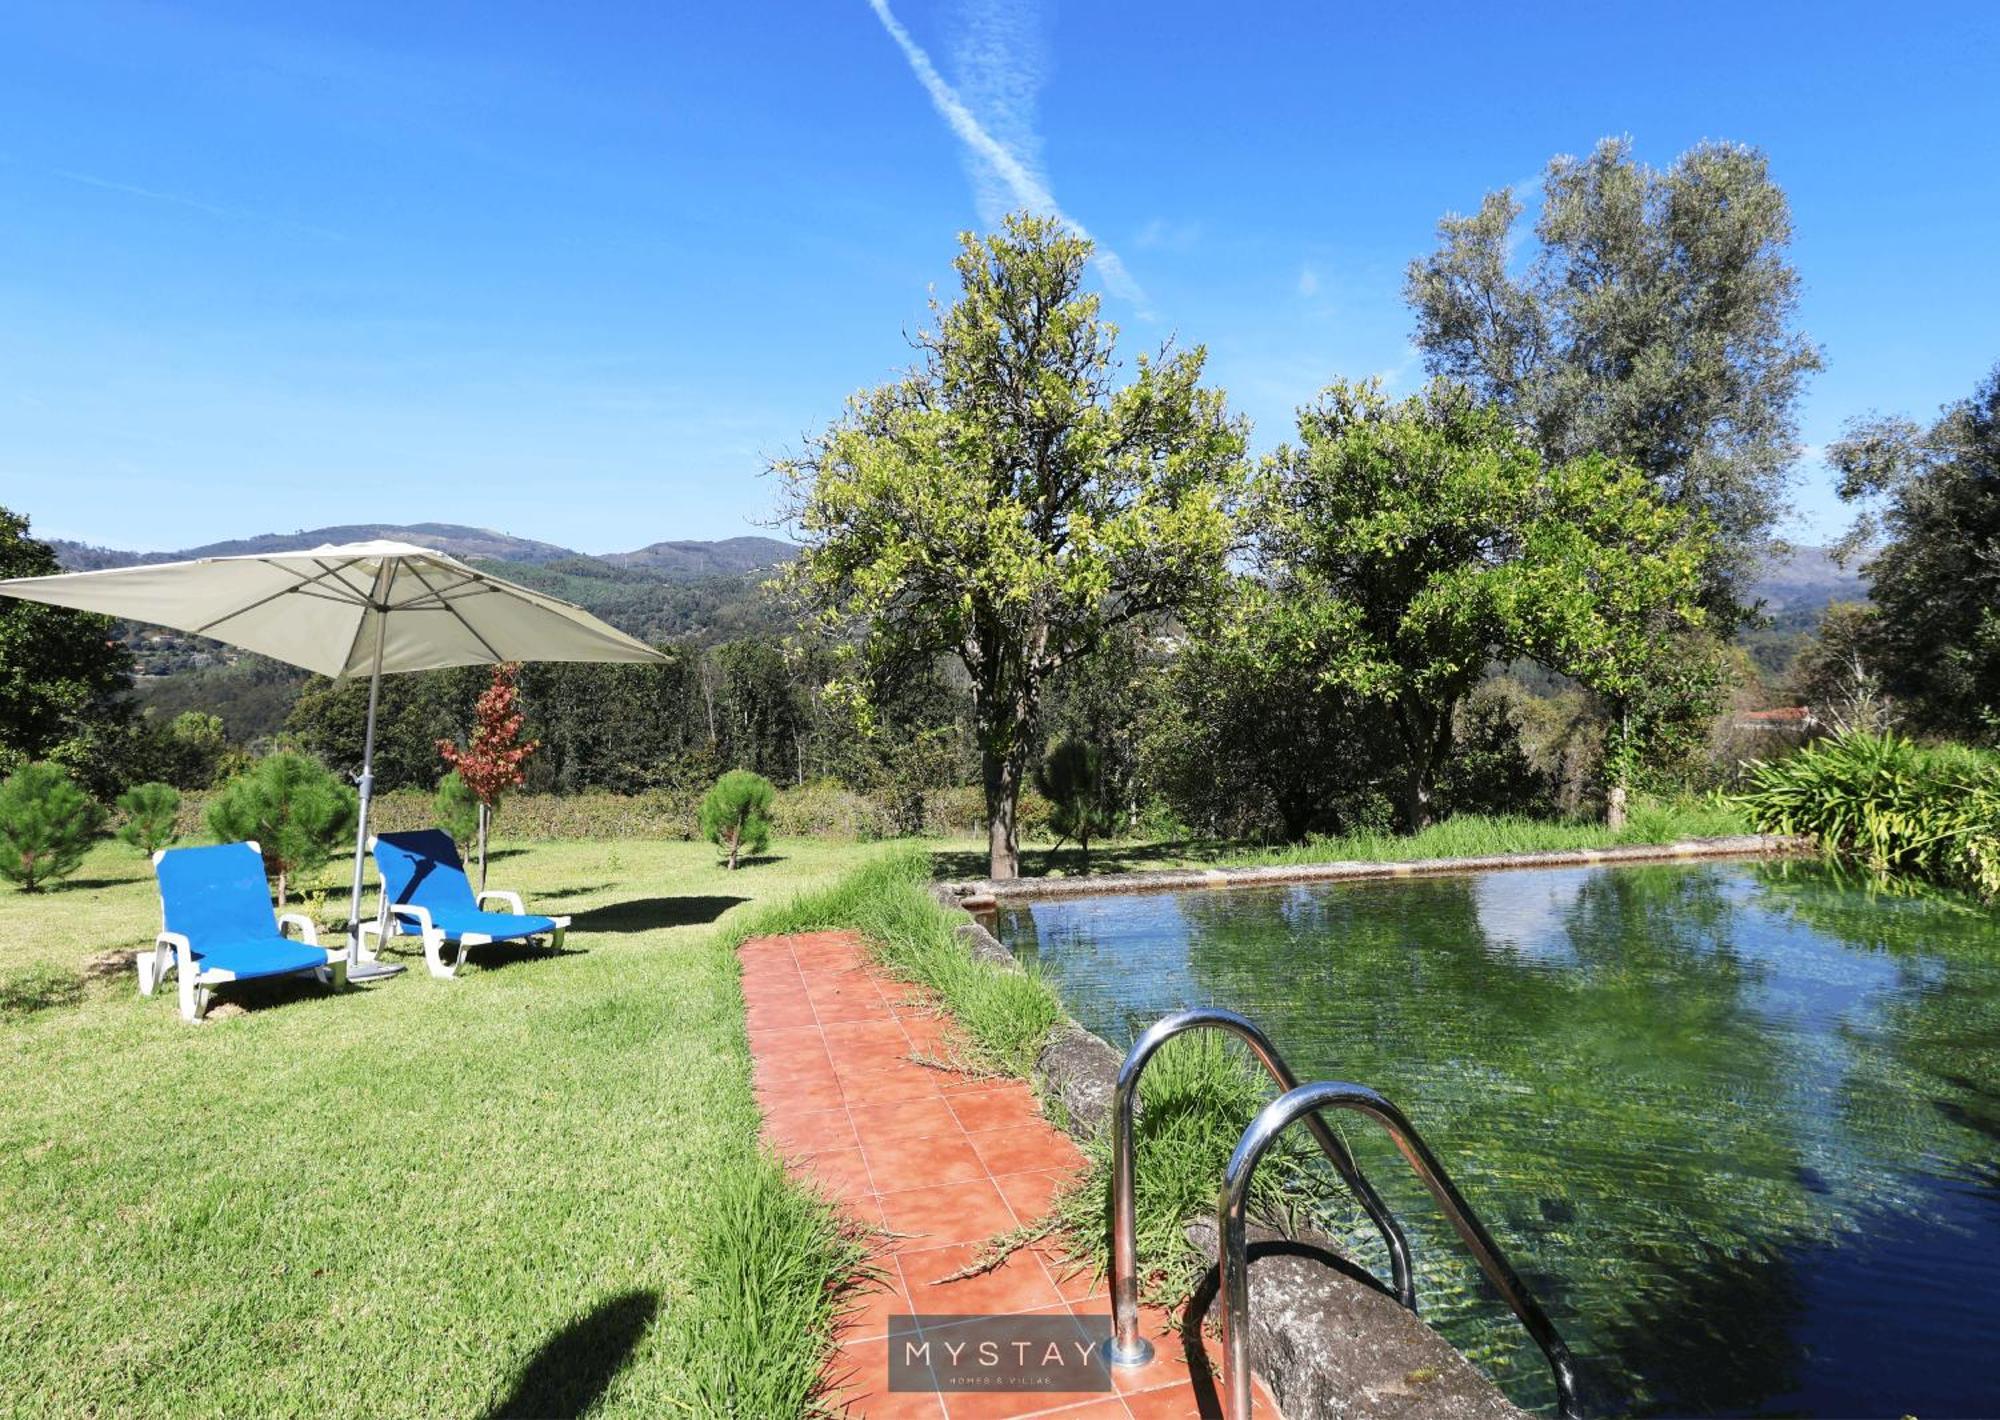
[741,929,1279,1419]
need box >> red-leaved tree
[437,663,538,890]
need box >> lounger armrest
[276,913,320,946]
[387,903,436,936]
[476,890,525,915]
[140,932,192,995]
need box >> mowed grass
[0,836,888,1417]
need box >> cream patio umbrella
[0,539,666,979]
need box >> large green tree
[1257,379,1715,829]
[1146,582,1395,842]
[777,213,1248,877]
[1406,139,1821,621]
[1830,362,2000,739]
[0,506,134,792]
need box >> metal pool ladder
[1106,1008,1581,1420]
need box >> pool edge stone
[941,832,1810,904]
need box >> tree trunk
[275,867,288,908]
[727,825,741,870]
[1395,699,1456,834]
[476,801,491,893]
[1606,783,1629,830]
[1401,758,1436,834]
[984,747,1021,880]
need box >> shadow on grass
[0,965,87,1019]
[569,896,747,935]
[533,881,613,902]
[481,1289,659,1420]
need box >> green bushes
[700,770,776,869]
[205,752,357,905]
[0,762,104,892]
[1036,738,1119,861]
[114,782,181,856]
[1737,731,2000,898]
[433,770,480,851]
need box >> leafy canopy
[1406,139,1820,620]
[1831,362,2000,740]
[1258,379,1715,825]
[0,506,134,791]
[205,751,357,905]
[0,762,104,892]
[777,211,1248,876]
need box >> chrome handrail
[1104,1008,1415,1368]
[1219,1080,1581,1420]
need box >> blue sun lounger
[364,829,570,979]
[143,841,348,1022]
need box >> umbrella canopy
[0,538,661,677]
[0,539,666,976]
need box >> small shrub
[0,762,105,892]
[205,751,357,905]
[114,782,181,856]
[1035,738,1121,862]
[433,770,480,851]
[1736,730,2000,898]
[700,770,776,869]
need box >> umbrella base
[347,958,407,983]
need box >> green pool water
[990,859,2000,1418]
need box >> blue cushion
[156,843,282,947]
[418,909,559,943]
[373,829,478,916]
[375,830,556,942]
[192,935,330,980]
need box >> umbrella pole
[344,606,405,981]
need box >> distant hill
[1749,543,1865,613]
[601,536,796,577]
[53,523,576,570]
[51,524,794,579]
[49,523,797,676]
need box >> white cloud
[863,0,1151,318]
[1297,264,1321,298]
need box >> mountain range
[50,524,797,580]
[50,521,1863,611]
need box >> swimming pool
[990,860,2000,1417]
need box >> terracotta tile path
[741,930,1278,1419]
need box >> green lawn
[0,806,1753,1414]
[0,837,885,1417]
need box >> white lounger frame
[139,842,349,1022]
[360,836,570,979]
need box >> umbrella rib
[404,560,506,661]
[383,572,490,612]
[192,557,370,636]
[333,559,394,681]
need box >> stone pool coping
[941,832,1809,907]
[931,887,1538,1418]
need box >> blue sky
[2,1,1995,555]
